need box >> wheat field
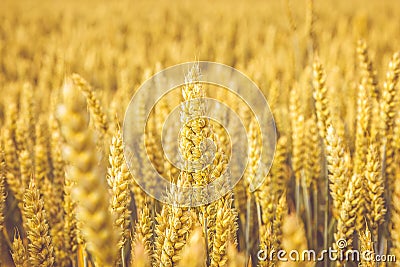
[1,0,400,266]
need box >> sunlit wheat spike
[365,143,386,236]
[179,63,213,186]
[258,224,277,267]
[160,180,195,267]
[131,238,152,267]
[23,179,55,267]
[391,179,400,261]
[18,149,32,191]
[380,52,400,204]
[34,117,51,189]
[353,81,371,231]
[305,116,321,189]
[325,125,350,218]
[280,213,309,267]
[357,40,381,141]
[256,172,275,239]
[20,82,36,151]
[289,87,305,183]
[354,82,371,174]
[177,226,207,267]
[71,73,109,138]
[245,117,261,191]
[0,158,6,257]
[313,58,332,141]
[154,204,171,266]
[2,128,25,216]
[333,174,361,266]
[284,0,297,32]
[359,224,375,267]
[108,128,132,250]
[61,174,78,267]
[356,39,379,99]
[11,230,29,267]
[273,192,287,253]
[57,79,118,266]
[132,203,153,266]
[48,115,67,264]
[210,194,237,267]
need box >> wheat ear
[108,128,132,249]
[11,230,29,267]
[154,204,171,266]
[380,52,400,204]
[210,194,237,267]
[71,73,109,138]
[57,79,117,266]
[132,203,153,266]
[391,179,400,261]
[359,224,375,267]
[313,58,332,141]
[365,143,386,237]
[325,125,350,217]
[61,173,79,266]
[131,238,152,267]
[333,174,361,266]
[177,226,207,267]
[23,178,55,267]
[0,158,5,235]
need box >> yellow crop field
[0,0,400,266]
